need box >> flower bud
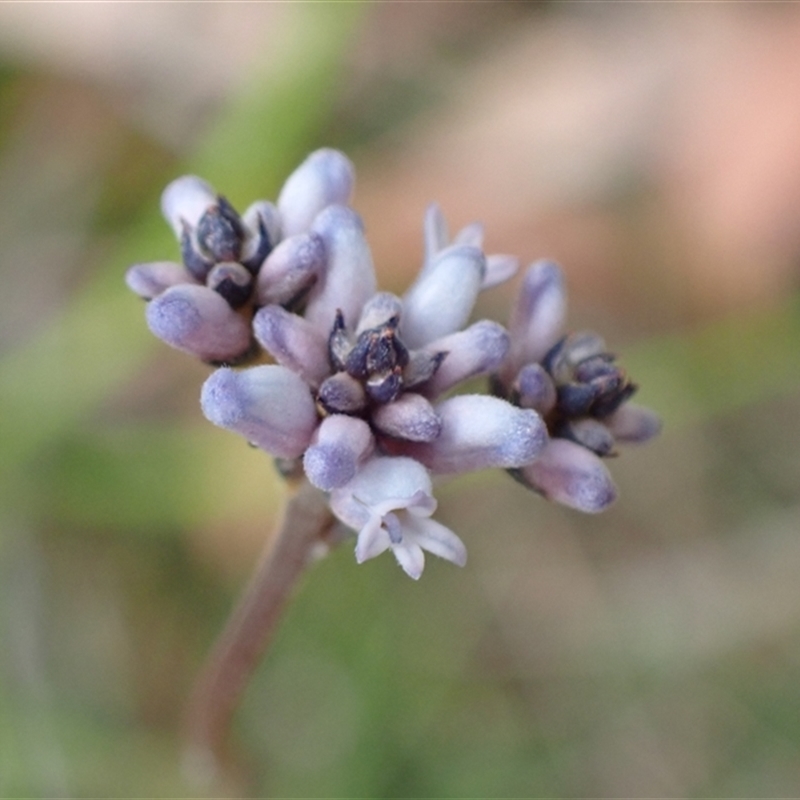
[303,415,373,491]
[125,261,197,300]
[515,438,617,513]
[145,284,251,363]
[200,365,318,458]
[277,148,355,238]
[401,244,485,349]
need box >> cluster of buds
[127,149,660,579]
[492,261,661,512]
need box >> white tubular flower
[329,456,467,580]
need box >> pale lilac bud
[372,393,442,442]
[252,305,330,388]
[145,285,252,363]
[604,403,662,443]
[303,415,374,491]
[305,205,377,335]
[277,148,355,238]
[401,244,485,349]
[161,175,216,239]
[255,232,325,306]
[200,365,317,458]
[502,260,567,384]
[517,438,617,513]
[329,456,466,580]
[421,320,510,399]
[125,261,198,300]
[396,395,547,474]
[513,363,557,415]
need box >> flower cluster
[492,261,661,512]
[127,149,659,579]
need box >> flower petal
[517,438,617,513]
[305,205,377,335]
[252,305,330,387]
[392,541,426,580]
[277,148,355,238]
[422,202,449,275]
[421,320,510,399]
[354,520,391,563]
[161,175,216,239]
[371,393,442,442]
[303,415,374,491]
[145,284,251,363]
[401,244,485,349]
[125,261,197,300]
[403,515,467,568]
[394,395,548,474]
[482,254,519,289]
[452,221,484,248]
[604,403,662,443]
[200,365,318,458]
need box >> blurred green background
[2,3,800,797]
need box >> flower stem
[183,478,335,783]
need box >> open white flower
[329,456,467,580]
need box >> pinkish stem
[183,478,335,781]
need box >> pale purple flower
[329,456,467,580]
[495,260,661,513]
[125,149,354,363]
